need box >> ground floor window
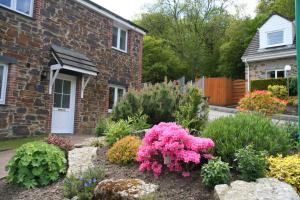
[266,69,285,79]
[108,85,125,112]
[0,64,8,104]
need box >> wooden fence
[199,77,245,106]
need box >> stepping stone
[94,179,158,200]
[214,178,300,200]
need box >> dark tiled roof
[51,45,98,73]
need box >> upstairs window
[108,85,125,113]
[112,26,128,52]
[267,31,284,46]
[0,0,34,17]
[0,64,8,105]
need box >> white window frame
[0,0,34,17]
[108,85,126,113]
[0,64,8,105]
[266,30,285,47]
[266,69,286,79]
[112,26,128,53]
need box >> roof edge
[242,49,296,62]
[77,0,147,35]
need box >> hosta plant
[6,142,67,188]
[137,122,214,177]
[237,90,287,115]
[201,157,230,189]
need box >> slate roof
[242,12,296,60]
[51,45,99,73]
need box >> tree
[256,0,295,19]
[142,36,186,83]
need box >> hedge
[250,77,297,96]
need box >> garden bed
[0,146,216,200]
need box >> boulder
[94,179,158,200]
[67,147,98,177]
[214,178,300,200]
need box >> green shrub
[251,77,297,96]
[127,112,151,131]
[64,167,105,200]
[268,85,288,99]
[112,82,180,125]
[175,85,209,134]
[235,146,268,181]
[111,90,142,121]
[251,78,287,91]
[281,122,299,149]
[105,119,134,145]
[95,117,111,136]
[201,113,292,164]
[6,142,67,188]
[201,157,230,189]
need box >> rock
[94,179,158,200]
[74,137,107,148]
[214,178,300,200]
[67,147,98,177]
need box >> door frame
[51,73,77,134]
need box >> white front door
[51,74,76,134]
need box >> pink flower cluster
[137,122,215,177]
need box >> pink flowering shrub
[137,122,215,177]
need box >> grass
[0,135,46,151]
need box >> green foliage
[64,167,105,200]
[251,78,287,91]
[268,85,288,99]
[111,90,141,122]
[6,142,67,188]
[251,77,297,95]
[201,113,292,164]
[175,85,209,134]
[105,119,134,145]
[235,146,268,181]
[257,0,295,19]
[142,36,187,83]
[127,112,151,131]
[95,116,111,137]
[280,122,299,149]
[112,82,180,125]
[201,157,231,189]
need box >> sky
[92,0,259,20]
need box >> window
[108,85,125,112]
[267,31,284,46]
[112,26,128,52]
[53,79,71,109]
[266,69,285,79]
[0,0,34,17]
[0,64,8,105]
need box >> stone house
[241,12,297,91]
[0,0,146,138]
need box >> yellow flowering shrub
[267,154,300,195]
[107,135,141,164]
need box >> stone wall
[0,0,143,138]
[245,57,297,81]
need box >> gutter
[244,58,250,92]
[242,49,296,62]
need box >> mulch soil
[0,146,219,200]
